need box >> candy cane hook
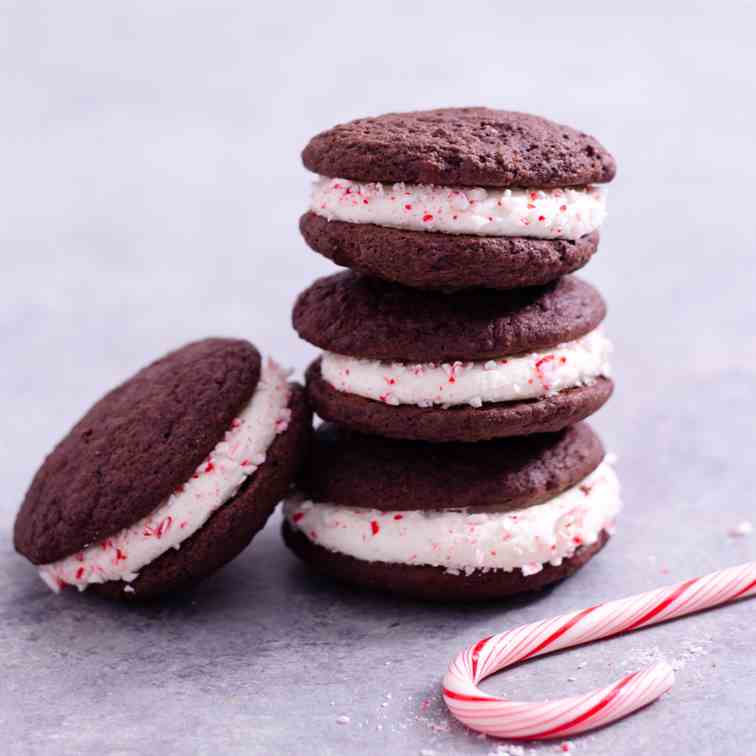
[443,562,756,740]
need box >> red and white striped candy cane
[443,562,756,740]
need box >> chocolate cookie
[302,108,616,188]
[14,338,312,599]
[303,422,604,512]
[293,272,606,362]
[283,523,610,601]
[306,359,613,442]
[300,212,600,291]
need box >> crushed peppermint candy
[311,177,607,241]
[320,330,612,410]
[729,521,753,537]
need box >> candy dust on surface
[326,683,605,755]
[488,745,528,756]
[729,520,753,537]
[484,738,575,755]
[619,636,713,674]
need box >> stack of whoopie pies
[286,107,621,600]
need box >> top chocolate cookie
[15,338,261,565]
[293,271,606,362]
[302,107,615,188]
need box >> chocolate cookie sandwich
[282,422,620,600]
[300,107,615,290]
[293,271,613,442]
[14,338,311,599]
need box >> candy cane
[443,562,756,740]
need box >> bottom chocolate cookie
[283,522,610,602]
[307,359,614,442]
[299,212,600,291]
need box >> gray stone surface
[1,3,755,754]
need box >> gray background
[1,2,755,754]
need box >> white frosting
[284,462,620,576]
[39,360,292,593]
[320,329,611,408]
[311,177,607,241]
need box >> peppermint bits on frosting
[283,463,621,576]
[311,178,607,241]
[320,330,612,409]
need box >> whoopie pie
[293,272,613,442]
[300,107,615,290]
[282,422,620,600]
[14,338,311,599]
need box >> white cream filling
[320,329,611,408]
[39,360,292,593]
[284,461,620,576]
[310,177,607,241]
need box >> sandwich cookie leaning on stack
[300,107,613,290]
[283,423,619,600]
[14,338,311,600]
